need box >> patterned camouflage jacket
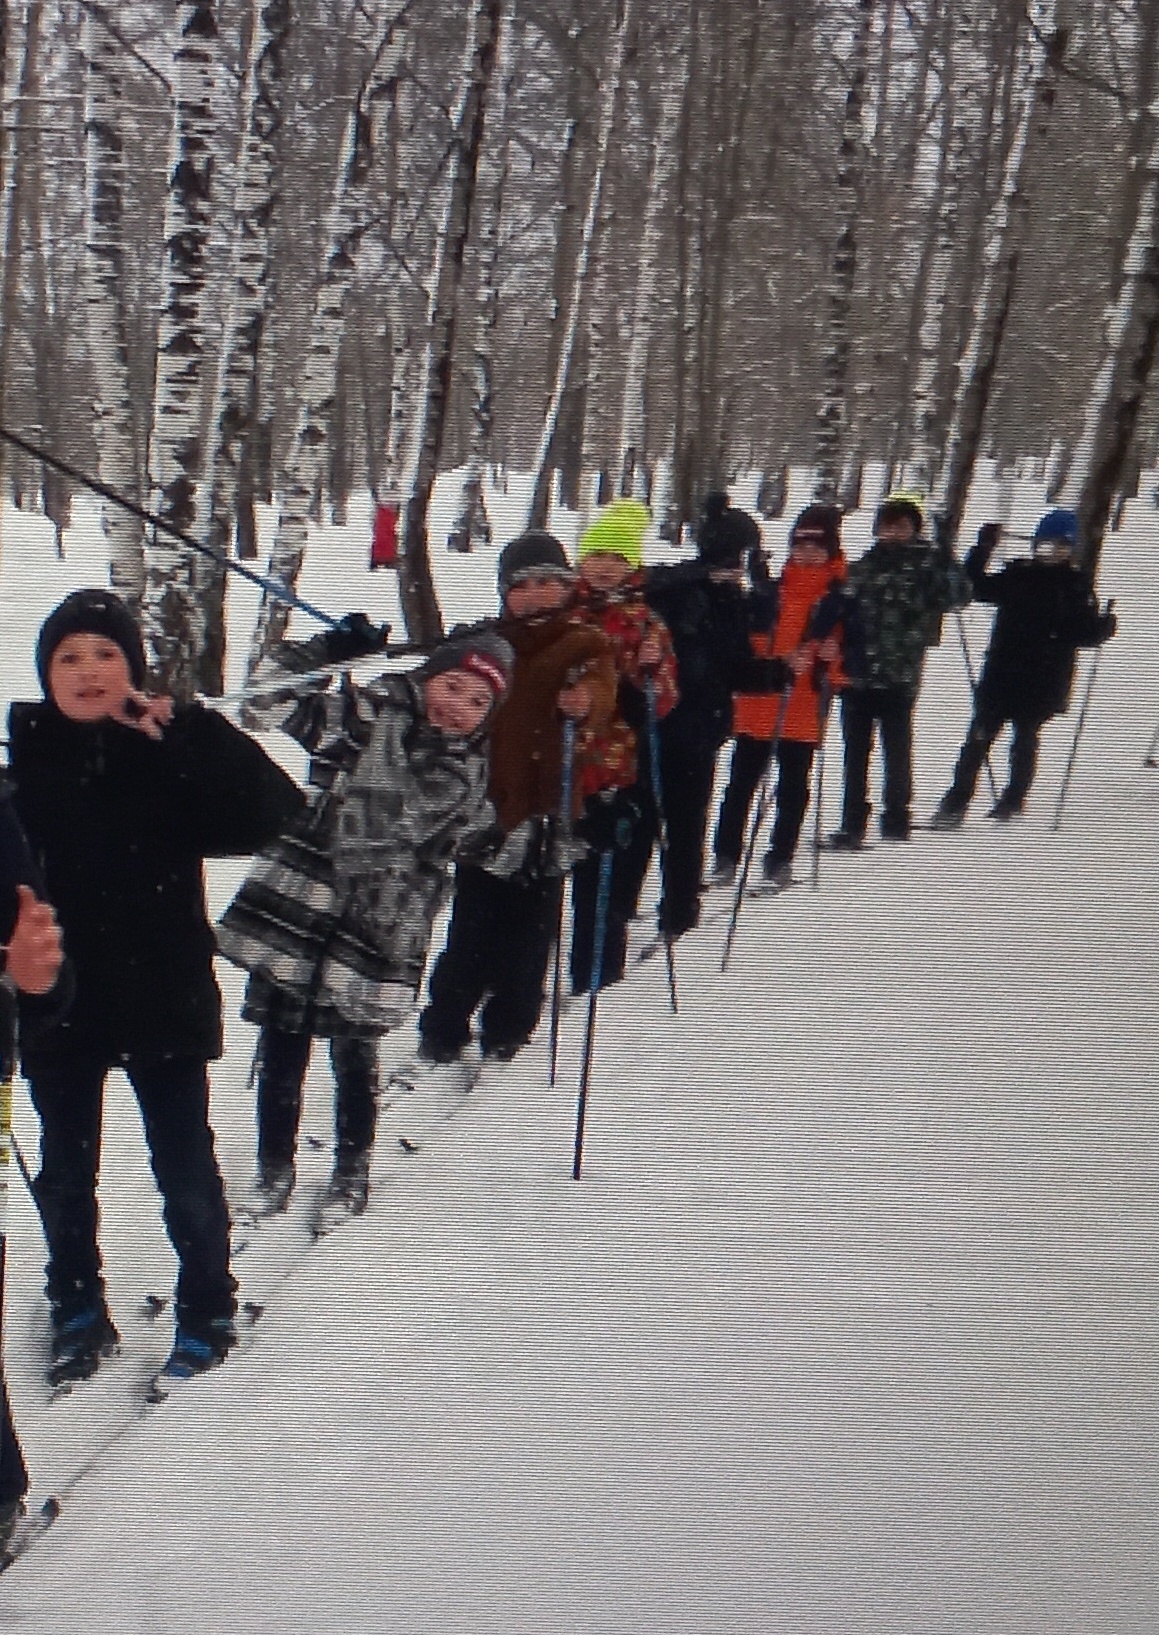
[812,540,971,698]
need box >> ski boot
[311,1151,371,1237]
[47,1305,121,1392]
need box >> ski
[0,1496,62,1573]
[384,1055,484,1154]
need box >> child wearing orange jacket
[710,504,846,888]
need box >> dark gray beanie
[36,588,147,692]
[497,530,573,595]
[421,627,515,701]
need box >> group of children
[0,488,1116,1542]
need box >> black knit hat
[789,503,843,559]
[36,588,147,693]
[873,497,925,537]
[420,627,515,702]
[497,531,573,596]
[697,493,761,568]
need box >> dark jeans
[945,703,1047,813]
[839,688,916,837]
[0,1292,27,1504]
[714,737,816,867]
[420,864,563,1057]
[570,786,654,993]
[656,735,719,936]
[27,1054,236,1332]
[257,1027,379,1170]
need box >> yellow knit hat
[577,498,651,570]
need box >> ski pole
[643,677,678,1014]
[810,671,834,889]
[572,847,615,1180]
[1144,716,1159,768]
[953,609,999,802]
[548,719,577,1087]
[720,688,792,974]
[1051,599,1115,833]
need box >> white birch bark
[141,1,222,696]
[1062,126,1159,572]
[193,0,291,692]
[446,0,517,553]
[246,6,410,675]
[813,0,874,504]
[525,0,637,531]
[929,0,1068,547]
[374,60,418,509]
[81,4,146,604]
[618,79,680,500]
[0,0,41,508]
[396,0,502,644]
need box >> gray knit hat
[420,627,515,701]
[497,530,573,595]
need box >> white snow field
[0,469,1155,1634]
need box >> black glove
[1097,611,1118,643]
[453,821,507,866]
[747,545,773,587]
[975,522,1001,556]
[751,655,793,692]
[322,611,391,663]
[580,790,638,852]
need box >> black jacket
[0,777,73,1057]
[645,561,778,754]
[7,702,304,1068]
[967,546,1115,719]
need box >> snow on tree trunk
[1062,127,1159,575]
[812,0,874,505]
[618,78,681,500]
[900,6,984,495]
[245,8,410,678]
[525,0,637,532]
[929,0,1068,549]
[396,0,501,645]
[0,0,41,508]
[81,4,146,606]
[141,1,222,698]
[193,0,291,693]
[446,0,517,555]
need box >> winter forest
[0,0,1157,690]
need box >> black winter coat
[0,777,72,1048]
[645,561,778,754]
[967,547,1113,720]
[7,702,304,1068]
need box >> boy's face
[48,633,134,723]
[424,669,495,737]
[875,518,917,546]
[505,572,573,620]
[790,537,830,568]
[1036,539,1073,565]
[579,552,634,593]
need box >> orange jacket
[732,554,847,744]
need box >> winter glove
[747,545,773,588]
[751,656,794,692]
[1096,610,1118,643]
[975,521,1001,558]
[322,611,392,664]
[579,790,638,853]
[452,821,508,867]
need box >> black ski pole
[1144,716,1159,769]
[720,688,792,974]
[810,670,834,889]
[548,719,577,1088]
[0,988,30,1543]
[953,609,999,803]
[572,847,614,1180]
[1051,599,1115,834]
[643,677,678,1013]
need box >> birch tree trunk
[0,0,41,506]
[193,0,291,693]
[525,0,637,531]
[928,0,1069,549]
[396,0,501,645]
[669,0,702,529]
[141,1,222,697]
[813,0,874,504]
[81,3,146,605]
[374,55,418,511]
[446,0,517,554]
[618,78,680,499]
[246,7,410,677]
[1062,128,1159,575]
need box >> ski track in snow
[0,465,1156,1633]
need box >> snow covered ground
[0,469,1155,1633]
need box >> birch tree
[194,0,292,693]
[525,0,637,531]
[141,0,222,697]
[813,0,874,504]
[246,4,411,676]
[0,0,42,504]
[396,0,502,644]
[929,0,1069,549]
[446,0,517,554]
[81,1,146,604]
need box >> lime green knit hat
[577,498,651,570]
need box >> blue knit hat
[1032,509,1078,548]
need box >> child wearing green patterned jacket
[811,494,971,845]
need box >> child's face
[505,573,573,619]
[875,518,917,546]
[790,538,830,568]
[424,669,495,737]
[580,552,634,593]
[49,633,134,724]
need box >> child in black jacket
[931,509,1117,825]
[8,590,303,1391]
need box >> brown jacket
[488,612,617,832]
